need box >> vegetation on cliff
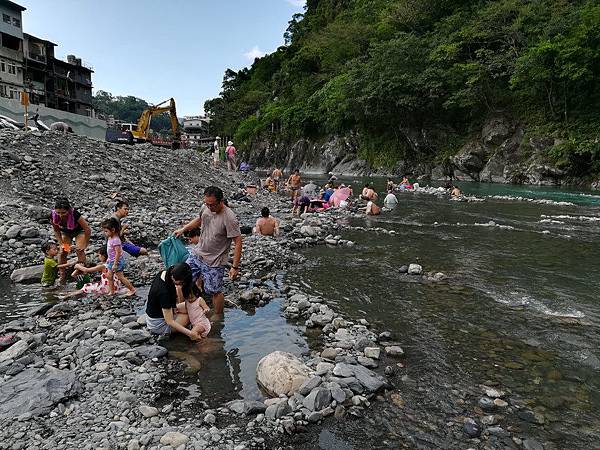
[205,0,600,176]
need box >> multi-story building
[182,115,210,147]
[23,32,56,107]
[0,0,95,117]
[52,54,94,116]
[0,0,25,100]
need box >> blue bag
[158,236,190,269]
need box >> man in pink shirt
[226,141,237,171]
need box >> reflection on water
[163,297,308,403]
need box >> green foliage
[93,90,172,131]
[205,0,600,175]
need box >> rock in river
[256,351,311,397]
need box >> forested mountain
[205,0,600,180]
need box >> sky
[17,0,305,116]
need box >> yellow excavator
[131,98,181,149]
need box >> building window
[8,64,16,75]
[0,61,5,72]
[2,14,10,24]
[0,85,6,97]
[12,17,20,27]
[9,89,20,100]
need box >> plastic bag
[158,236,190,269]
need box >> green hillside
[205,0,600,176]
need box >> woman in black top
[145,263,201,341]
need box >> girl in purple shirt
[101,218,136,296]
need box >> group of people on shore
[212,137,238,171]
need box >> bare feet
[125,289,137,297]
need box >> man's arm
[174,217,202,237]
[229,235,242,280]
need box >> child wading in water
[59,247,126,298]
[176,293,211,339]
[41,242,75,287]
[101,218,136,296]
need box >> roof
[24,33,57,47]
[0,0,26,12]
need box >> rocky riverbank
[0,130,550,450]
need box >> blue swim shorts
[186,254,225,295]
[106,259,125,273]
[122,241,142,257]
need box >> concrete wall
[0,96,106,140]
[0,4,23,39]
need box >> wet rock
[363,347,381,360]
[481,415,498,426]
[227,400,246,414]
[357,356,378,368]
[485,388,505,398]
[518,409,545,425]
[398,265,408,274]
[408,264,423,275]
[256,351,311,397]
[0,368,81,419]
[478,397,496,412]
[463,418,481,437]
[0,339,28,362]
[384,345,404,357]
[10,265,44,283]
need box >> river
[1,180,599,449]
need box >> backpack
[158,236,190,269]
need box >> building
[182,115,210,147]
[23,33,56,107]
[0,0,25,100]
[52,54,94,116]
[0,0,95,117]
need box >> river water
[1,180,599,449]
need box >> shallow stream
[1,180,599,449]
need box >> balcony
[27,51,46,63]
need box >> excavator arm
[131,98,181,149]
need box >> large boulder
[10,265,43,284]
[256,351,311,397]
[452,140,488,181]
[0,368,82,419]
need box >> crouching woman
[145,263,202,341]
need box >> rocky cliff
[243,117,594,187]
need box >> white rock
[160,431,189,447]
[139,405,159,418]
[256,351,311,397]
[408,264,423,275]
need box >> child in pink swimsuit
[177,296,211,338]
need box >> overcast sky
[17,0,305,116]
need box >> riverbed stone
[523,439,544,450]
[256,351,311,397]
[463,418,481,437]
[299,376,322,396]
[160,431,189,447]
[0,339,28,362]
[139,405,159,418]
[135,345,167,359]
[303,388,332,411]
[364,347,381,360]
[384,346,404,357]
[408,264,423,275]
[321,348,338,360]
[0,368,81,419]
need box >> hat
[215,136,221,140]
[228,141,233,145]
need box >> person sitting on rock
[254,207,279,236]
[59,247,126,298]
[264,176,276,192]
[50,197,91,283]
[451,185,462,197]
[366,200,381,216]
[40,241,75,287]
[112,201,148,257]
